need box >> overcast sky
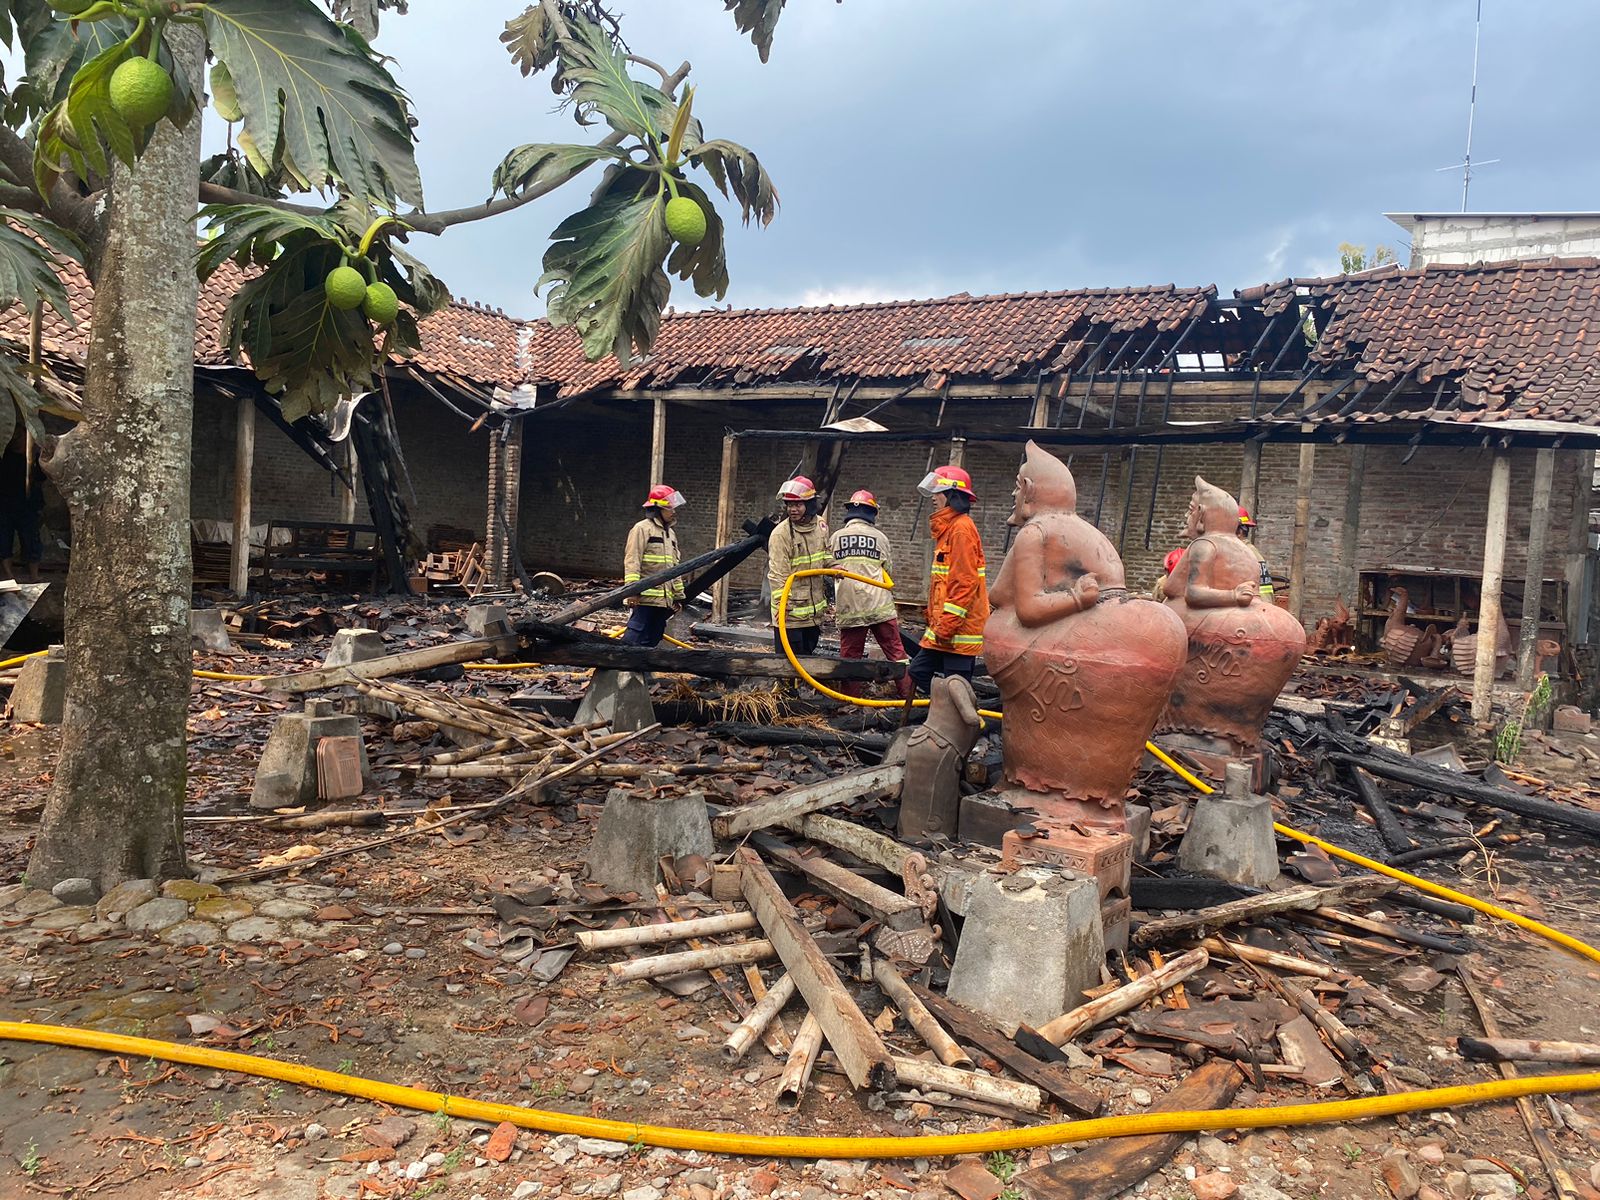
[205,1,1600,317]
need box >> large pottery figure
[984,443,1188,831]
[1157,477,1307,778]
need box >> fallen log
[723,973,797,1062]
[749,832,924,931]
[1347,766,1414,855]
[873,961,971,1069]
[266,633,518,694]
[1306,906,1471,956]
[577,911,758,952]
[1031,947,1210,1046]
[1198,938,1341,981]
[606,939,776,982]
[1012,1060,1240,1200]
[1326,749,1600,839]
[1132,878,1395,949]
[547,525,773,626]
[716,765,903,840]
[504,632,902,682]
[909,984,1104,1118]
[738,848,895,1091]
[706,722,892,754]
[775,1012,825,1110]
[1457,1036,1600,1066]
[890,1056,1042,1114]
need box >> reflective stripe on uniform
[951,635,983,647]
[942,602,968,617]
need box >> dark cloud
[206,2,1600,315]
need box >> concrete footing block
[10,645,65,724]
[946,865,1105,1031]
[322,628,387,668]
[251,700,371,809]
[586,788,714,896]
[190,609,233,652]
[1177,761,1280,888]
[466,605,510,637]
[575,669,654,732]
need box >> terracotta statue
[1444,611,1513,679]
[1381,587,1439,669]
[1157,477,1307,767]
[984,443,1188,831]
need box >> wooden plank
[910,983,1104,1119]
[736,848,894,1091]
[1013,1060,1238,1200]
[1032,947,1210,1045]
[781,811,916,877]
[1132,878,1394,948]
[1347,765,1413,855]
[716,765,903,840]
[749,832,923,931]
[230,397,255,597]
[265,634,519,694]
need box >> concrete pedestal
[946,865,1105,1032]
[466,605,510,637]
[1177,761,1280,887]
[322,628,387,668]
[251,700,371,809]
[10,645,65,724]
[586,788,714,896]
[190,609,233,652]
[575,669,654,732]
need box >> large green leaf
[0,207,81,321]
[491,141,627,199]
[202,0,422,206]
[33,36,135,193]
[722,0,787,63]
[538,173,672,363]
[552,13,674,142]
[196,202,345,278]
[687,138,777,226]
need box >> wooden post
[339,436,359,524]
[1287,440,1316,623]
[1339,445,1366,612]
[712,432,739,625]
[229,396,255,597]
[1238,440,1262,517]
[1566,449,1594,645]
[1517,448,1556,688]
[484,429,503,587]
[1029,389,1050,429]
[948,435,966,468]
[501,416,523,585]
[650,397,667,486]
[1473,450,1513,723]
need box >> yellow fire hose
[4,567,1599,1157]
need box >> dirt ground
[4,625,1600,1200]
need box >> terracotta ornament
[1156,477,1307,763]
[984,442,1188,831]
[1443,610,1513,679]
[1380,587,1439,669]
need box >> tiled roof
[0,255,528,388]
[1247,258,1600,424]
[526,284,1217,397]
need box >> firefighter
[619,484,686,647]
[909,465,988,694]
[1236,506,1275,599]
[767,476,830,655]
[828,490,913,700]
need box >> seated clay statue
[984,442,1188,831]
[1157,477,1307,763]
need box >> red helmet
[1237,506,1256,527]
[846,489,879,510]
[917,465,976,499]
[644,484,686,510]
[777,476,817,502]
[1163,548,1184,574]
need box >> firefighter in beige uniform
[829,490,914,699]
[620,484,686,647]
[767,475,830,655]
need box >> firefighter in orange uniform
[908,465,989,694]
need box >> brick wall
[189,382,491,543]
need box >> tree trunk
[27,31,205,892]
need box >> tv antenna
[1436,0,1498,210]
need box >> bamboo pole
[1035,947,1208,1045]
[650,397,668,486]
[1197,938,1340,981]
[230,397,256,597]
[712,433,739,625]
[775,1013,823,1109]
[723,973,797,1062]
[1458,1036,1600,1066]
[606,940,775,982]
[891,1057,1043,1114]
[579,912,757,952]
[872,961,972,1069]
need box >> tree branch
[197,179,328,215]
[0,125,99,243]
